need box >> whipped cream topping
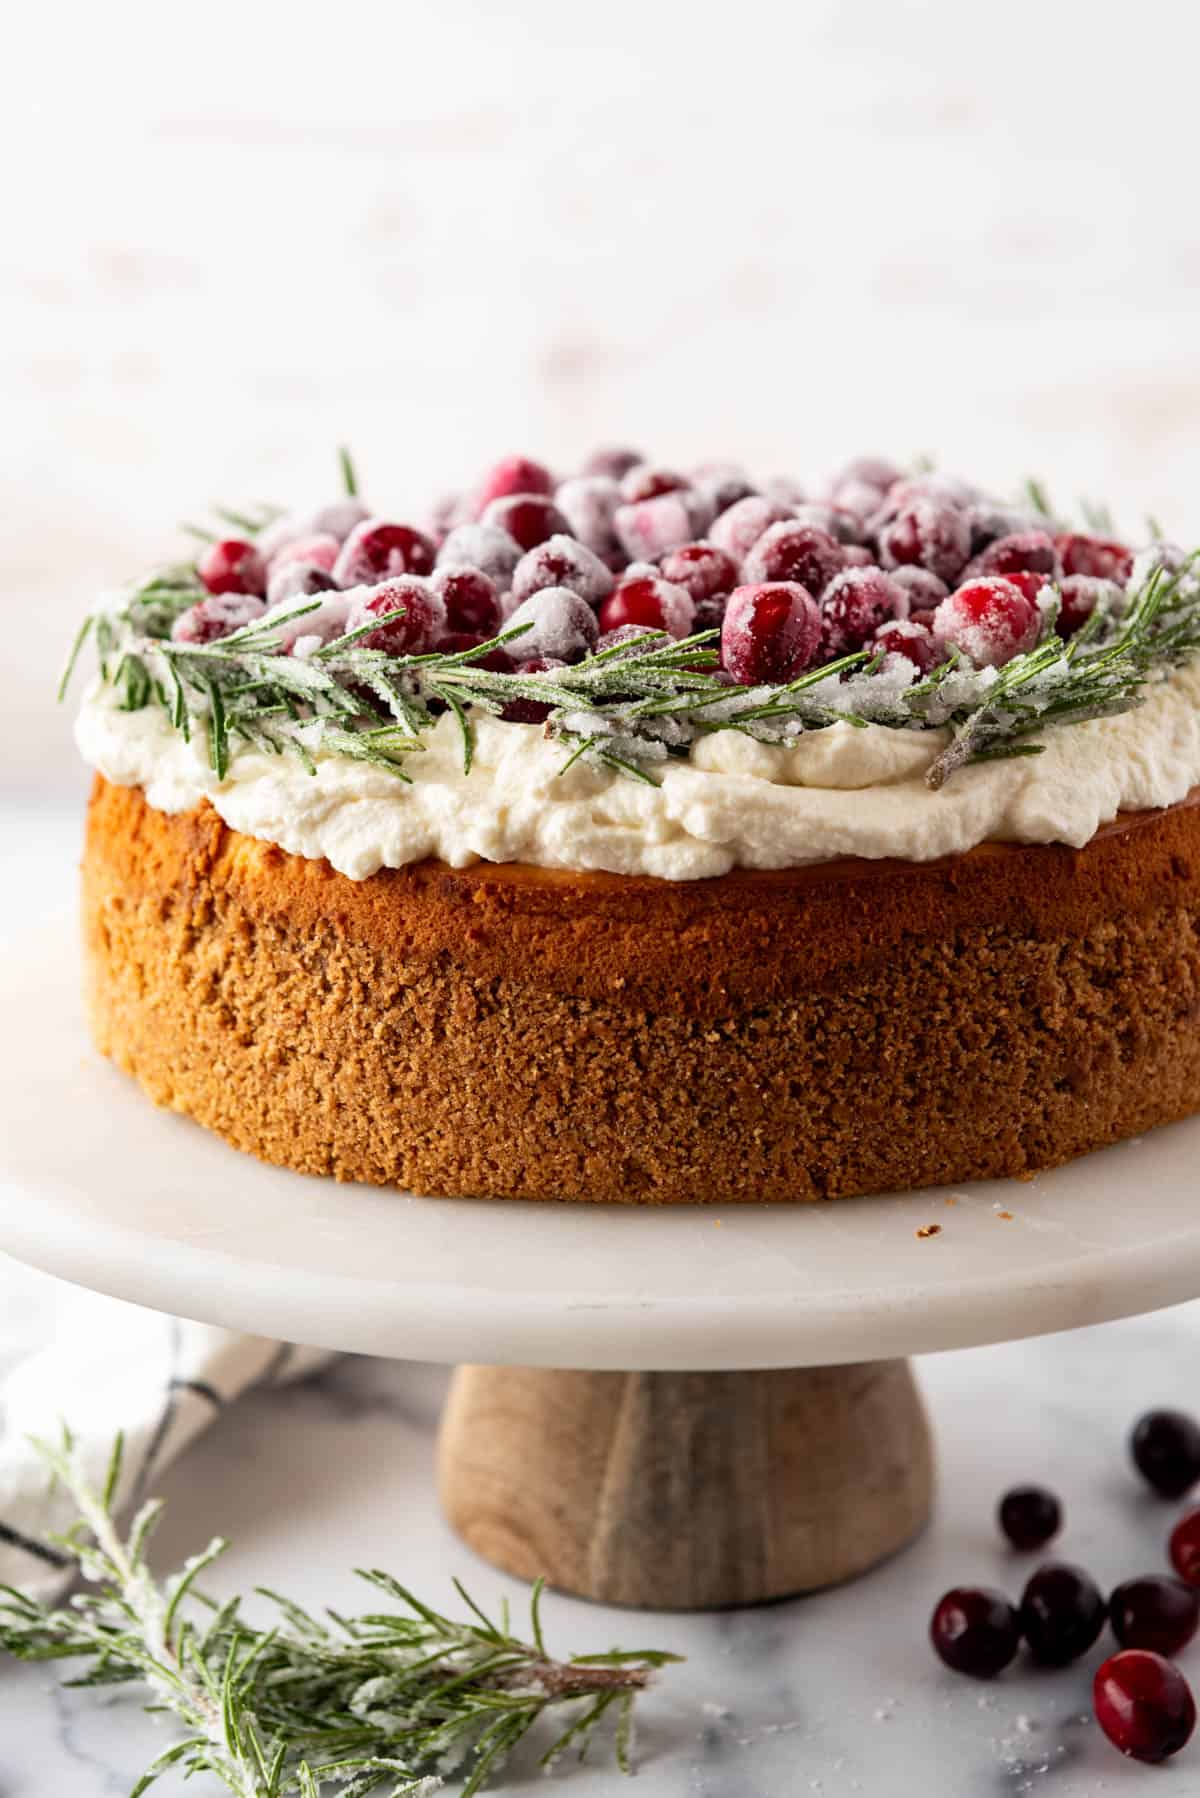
[76,658,1200,882]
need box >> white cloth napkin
[0,1281,330,1600]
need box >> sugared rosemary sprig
[0,1432,677,1797]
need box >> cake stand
[5,927,1200,1610]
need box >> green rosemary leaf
[58,613,95,702]
[339,445,360,497]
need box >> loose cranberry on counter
[345,578,445,656]
[932,578,1041,668]
[659,541,740,604]
[929,1587,1022,1679]
[1171,1510,1200,1587]
[510,534,615,607]
[582,446,643,481]
[475,455,555,514]
[709,496,792,562]
[481,494,571,553]
[599,574,695,639]
[501,654,568,723]
[430,565,502,638]
[721,582,821,684]
[614,493,695,563]
[436,522,523,589]
[1018,1562,1107,1667]
[1110,1578,1200,1657]
[820,567,905,658]
[334,520,436,588]
[964,530,1058,583]
[998,1486,1062,1552]
[197,538,267,597]
[873,619,939,675]
[879,498,971,585]
[1056,532,1134,584]
[503,587,599,663]
[620,463,688,503]
[171,592,267,644]
[744,522,844,595]
[1131,1410,1200,1498]
[1094,1651,1196,1764]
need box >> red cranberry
[266,561,337,608]
[1001,570,1052,604]
[503,587,599,663]
[598,575,695,639]
[481,494,570,553]
[932,578,1040,668]
[709,496,792,562]
[721,582,821,684]
[929,1587,1021,1679]
[1056,532,1134,584]
[334,520,436,588]
[1094,1650,1196,1764]
[888,566,948,610]
[582,447,643,481]
[437,523,522,589]
[1110,1578,1200,1657]
[1133,1411,1200,1498]
[613,493,694,563]
[659,542,739,603]
[692,593,729,635]
[501,655,567,724]
[831,454,904,497]
[197,538,267,597]
[270,532,341,576]
[998,1486,1062,1552]
[840,543,874,568]
[554,476,623,565]
[1170,1509,1200,1587]
[430,565,502,637]
[309,498,370,542]
[346,579,445,655]
[694,471,757,516]
[1058,574,1119,636]
[744,522,844,596]
[964,503,1042,554]
[873,619,938,674]
[820,567,904,657]
[595,623,661,655]
[511,534,614,607]
[879,498,971,585]
[620,464,688,503]
[171,591,267,644]
[475,455,555,514]
[964,530,1058,583]
[1019,1562,1107,1666]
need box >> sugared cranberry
[345,579,445,656]
[1058,574,1119,636]
[932,578,1040,668]
[721,582,821,685]
[310,498,371,542]
[929,1588,1022,1679]
[554,476,623,565]
[659,542,739,604]
[965,504,1043,555]
[1170,1509,1200,1587]
[334,520,436,588]
[481,494,570,553]
[1094,1651,1196,1764]
[1001,570,1051,605]
[475,456,555,514]
[998,1486,1062,1552]
[964,530,1058,583]
[709,496,791,562]
[503,587,599,663]
[1110,1578,1200,1657]
[821,567,905,657]
[430,565,502,637]
[511,534,614,607]
[694,470,757,516]
[888,566,948,610]
[197,538,267,597]
[873,619,939,675]
[1019,1562,1107,1667]
[582,447,643,481]
[879,498,971,585]
[620,464,687,504]
[266,561,337,608]
[270,533,341,576]
[1132,1410,1200,1499]
[171,591,267,644]
[744,522,844,596]
[598,575,695,639]
[437,523,522,589]
[501,655,567,724]
[613,493,694,563]
[692,593,729,635]
[831,454,904,497]
[1056,532,1134,584]
[840,543,874,568]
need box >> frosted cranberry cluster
[174,452,1140,698]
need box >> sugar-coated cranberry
[501,654,567,723]
[840,543,874,568]
[1110,1578,1200,1657]
[620,464,688,504]
[1170,1509,1200,1587]
[345,578,445,656]
[709,496,792,562]
[721,582,821,684]
[310,498,370,542]
[511,534,615,607]
[266,561,337,608]
[1019,1562,1107,1667]
[197,538,267,597]
[692,593,729,635]
[932,578,1040,668]
[1132,1410,1200,1498]
[879,498,971,584]
[437,523,522,589]
[475,455,555,514]
[270,532,341,575]
[1001,570,1052,605]
[554,476,623,565]
[503,587,599,664]
[821,567,905,658]
[909,606,941,633]
[888,566,949,609]
[744,522,844,595]
[481,494,570,553]
[1056,532,1134,584]
[430,565,502,637]
[929,1588,1022,1679]
[1058,574,1119,636]
[659,542,739,603]
[595,623,662,655]
[831,454,904,497]
[965,504,1044,555]
[582,446,643,481]
[873,619,939,674]
[613,493,694,563]
[694,470,757,516]
[998,1485,1062,1552]
[598,574,695,639]
[1094,1651,1196,1764]
[964,530,1058,583]
[832,476,892,522]
[171,591,267,644]
[334,520,436,588]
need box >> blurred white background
[4,0,1200,807]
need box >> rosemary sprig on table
[0,1433,677,1797]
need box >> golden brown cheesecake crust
[82,774,1200,1203]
